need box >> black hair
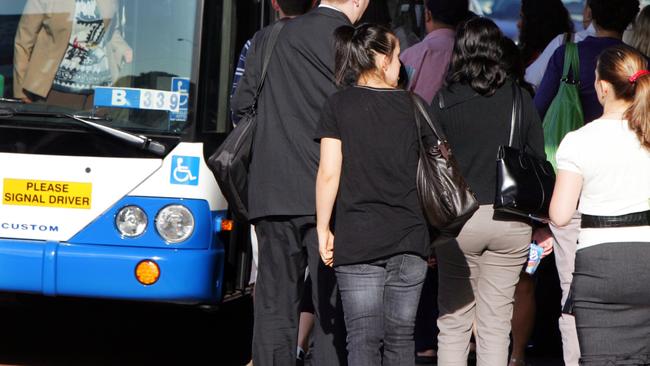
[519,0,573,65]
[447,17,507,96]
[276,0,313,16]
[425,0,469,27]
[334,24,398,87]
[358,0,392,26]
[587,0,640,34]
[501,37,535,96]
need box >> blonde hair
[630,6,650,58]
[597,45,650,151]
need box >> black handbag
[411,94,479,239]
[207,21,286,221]
[494,82,556,221]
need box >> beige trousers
[436,205,531,366]
[549,214,581,366]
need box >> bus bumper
[0,238,224,303]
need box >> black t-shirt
[316,86,432,266]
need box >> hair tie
[629,70,650,84]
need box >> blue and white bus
[0,0,269,304]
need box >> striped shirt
[230,39,252,124]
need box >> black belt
[581,210,650,228]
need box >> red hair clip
[629,70,650,84]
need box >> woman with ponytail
[550,45,650,365]
[315,23,434,365]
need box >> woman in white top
[550,45,650,365]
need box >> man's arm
[533,47,564,119]
[525,34,563,90]
[231,31,266,120]
[230,39,252,124]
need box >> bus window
[0,0,264,305]
[199,0,268,135]
[2,0,203,136]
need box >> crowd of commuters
[232,0,650,365]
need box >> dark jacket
[231,7,351,220]
[431,80,546,205]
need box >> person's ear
[381,54,391,73]
[425,9,432,24]
[596,79,610,101]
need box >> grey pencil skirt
[571,241,650,366]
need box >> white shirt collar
[319,3,343,13]
[583,23,596,36]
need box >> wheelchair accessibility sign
[170,156,200,186]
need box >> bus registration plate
[93,87,181,112]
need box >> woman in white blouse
[550,45,650,365]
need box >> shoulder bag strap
[410,93,427,154]
[410,92,446,142]
[252,19,287,108]
[561,40,580,84]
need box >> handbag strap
[252,20,287,108]
[410,92,446,146]
[507,80,524,149]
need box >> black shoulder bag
[494,82,556,221]
[207,21,286,222]
[411,94,479,240]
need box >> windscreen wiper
[0,108,166,156]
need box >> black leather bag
[207,21,285,221]
[411,94,479,238]
[494,82,556,221]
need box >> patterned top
[52,0,112,95]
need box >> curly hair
[519,0,573,65]
[446,17,507,96]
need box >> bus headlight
[115,206,147,238]
[155,205,194,243]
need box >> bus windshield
[0,0,201,135]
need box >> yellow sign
[2,179,92,209]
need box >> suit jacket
[13,0,130,98]
[231,7,351,220]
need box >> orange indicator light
[221,219,234,232]
[135,260,160,285]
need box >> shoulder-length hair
[446,17,507,96]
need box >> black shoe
[296,348,306,366]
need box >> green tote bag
[542,38,584,170]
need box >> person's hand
[532,226,554,258]
[427,255,437,269]
[20,96,32,104]
[317,227,334,267]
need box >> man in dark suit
[231,1,368,365]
